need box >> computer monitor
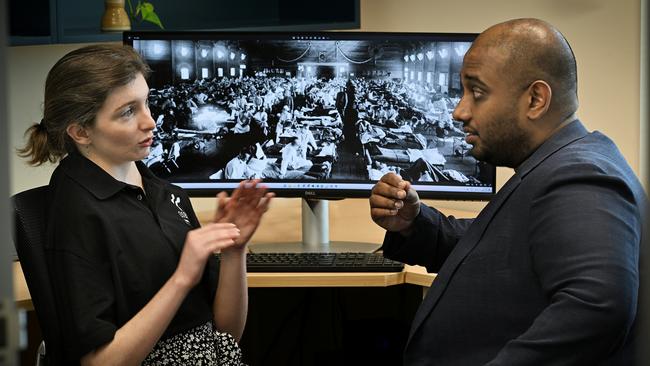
[124,31,495,252]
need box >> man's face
[452,46,533,168]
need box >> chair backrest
[12,186,64,365]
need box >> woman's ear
[526,80,552,120]
[66,123,91,146]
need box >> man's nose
[452,98,470,123]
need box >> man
[232,105,252,134]
[275,105,294,142]
[225,149,251,179]
[335,86,348,118]
[252,106,269,137]
[369,18,646,365]
[280,136,313,178]
[296,124,318,159]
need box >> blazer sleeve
[485,163,643,365]
[381,204,474,272]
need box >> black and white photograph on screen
[132,36,494,188]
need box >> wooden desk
[247,271,406,288]
[13,260,435,309]
[13,261,32,310]
[404,265,436,288]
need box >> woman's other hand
[173,223,240,288]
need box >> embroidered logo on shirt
[171,193,191,226]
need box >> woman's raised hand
[213,180,274,249]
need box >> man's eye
[472,88,484,99]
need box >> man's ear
[526,80,552,120]
[66,123,91,146]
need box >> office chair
[12,185,64,365]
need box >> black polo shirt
[45,152,219,361]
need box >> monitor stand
[248,198,382,253]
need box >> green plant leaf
[138,2,152,15]
[142,11,164,29]
[135,1,164,29]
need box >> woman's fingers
[212,191,231,223]
[257,192,275,212]
[215,181,272,223]
[193,223,241,252]
[203,222,240,238]
[236,180,266,208]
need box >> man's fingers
[370,193,405,211]
[371,180,408,203]
[404,184,420,205]
[370,207,399,219]
[373,178,408,201]
[379,172,406,187]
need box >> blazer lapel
[406,172,522,344]
[405,119,590,347]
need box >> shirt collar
[59,151,161,200]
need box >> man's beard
[469,114,532,168]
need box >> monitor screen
[124,31,496,201]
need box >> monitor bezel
[123,30,495,201]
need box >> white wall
[8,42,109,193]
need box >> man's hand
[213,180,274,248]
[369,172,420,233]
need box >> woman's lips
[139,137,153,147]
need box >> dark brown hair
[17,44,151,165]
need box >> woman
[17,44,273,365]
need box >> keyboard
[238,252,405,272]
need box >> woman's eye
[121,106,135,118]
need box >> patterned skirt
[142,322,246,365]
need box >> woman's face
[85,73,156,168]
